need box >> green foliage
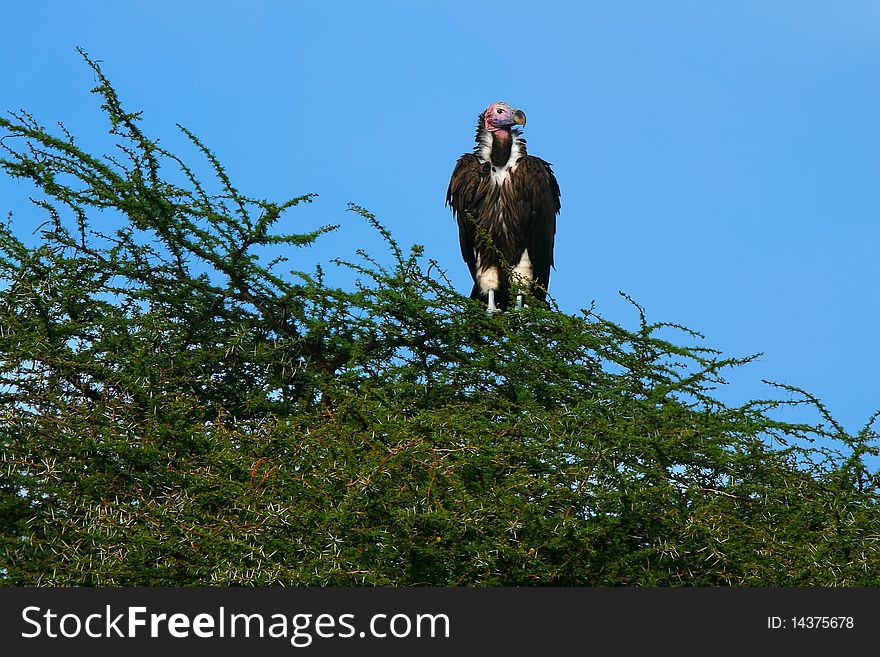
[1,54,878,585]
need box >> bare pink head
[483,101,527,133]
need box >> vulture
[446,101,560,313]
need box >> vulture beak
[512,109,527,126]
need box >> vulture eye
[496,108,504,114]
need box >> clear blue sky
[2,1,879,437]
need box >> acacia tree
[1,54,879,585]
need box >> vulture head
[483,101,527,133]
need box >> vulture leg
[515,293,524,310]
[487,289,499,315]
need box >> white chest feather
[490,165,512,186]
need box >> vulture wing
[446,153,487,282]
[510,155,560,302]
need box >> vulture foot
[486,289,501,316]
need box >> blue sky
[2,1,879,437]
